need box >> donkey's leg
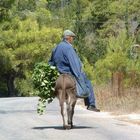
[70,90,77,128]
[66,103,72,129]
[60,103,66,129]
[58,90,66,129]
[68,101,76,128]
[66,90,77,129]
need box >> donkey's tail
[62,74,67,99]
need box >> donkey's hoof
[63,125,72,130]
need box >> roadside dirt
[77,99,140,125]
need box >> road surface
[0,97,140,140]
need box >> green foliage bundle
[32,62,59,115]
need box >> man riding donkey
[49,29,100,112]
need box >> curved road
[0,97,140,140]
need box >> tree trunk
[7,74,16,97]
[112,72,124,96]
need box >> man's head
[63,30,76,44]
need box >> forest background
[0,0,140,113]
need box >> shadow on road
[32,125,95,130]
[0,110,36,114]
[115,123,128,126]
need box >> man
[49,29,100,112]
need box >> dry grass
[95,85,140,114]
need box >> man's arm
[48,48,55,66]
[66,47,90,96]
[66,47,82,78]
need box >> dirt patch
[111,113,140,125]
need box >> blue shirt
[49,40,82,78]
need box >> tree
[94,30,134,95]
[0,15,61,96]
[0,0,15,21]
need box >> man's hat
[63,30,76,37]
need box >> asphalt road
[0,97,140,140]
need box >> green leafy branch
[32,62,59,115]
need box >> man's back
[50,40,76,75]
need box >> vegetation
[0,0,140,113]
[32,62,59,114]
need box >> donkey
[55,74,77,129]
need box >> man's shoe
[87,105,100,112]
